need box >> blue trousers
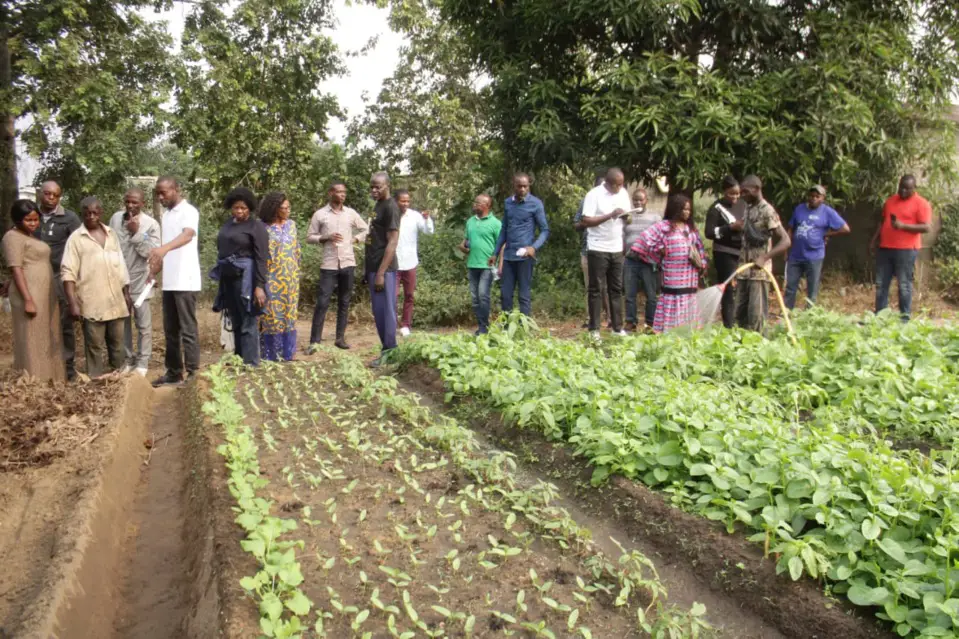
[875,248,917,320]
[468,268,494,333]
[221,275,260,366]
[784,259,824,310]
[624,257,658,327]
[500,259,534,316]
[369,271,398,351]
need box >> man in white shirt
[147,176,202,386]
[578,167,630,337]
[394,189,434,336]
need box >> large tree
[439,0,959,208]
[172,0,343,203]
[0,0,175,225]
[352,0,503,222]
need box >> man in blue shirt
[784,185,850,310]
[489,173,550,316]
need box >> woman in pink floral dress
[629,194,707,333]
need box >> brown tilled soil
[205,361,691,638]
[111,386,196,639]
[0,375,147,638]
[0,372,120,471]
[397,363,897,639]
[0,371,223,639]
[0,374,120,635]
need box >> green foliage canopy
[2,0,176,215]
[439,0,959,209]
[173,0,344,202]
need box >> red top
[880,194,931,250]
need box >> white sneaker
[119,364,134,374]
[590,331,602,342]
[615,330,628,337]
[400,327,411,337]
[135,367,148,377]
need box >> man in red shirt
[870,175,931,321]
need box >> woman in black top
[704,176,745,328]
[215,187,269,365]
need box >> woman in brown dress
[2,199,65,380]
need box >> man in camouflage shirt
[731,175,791,333]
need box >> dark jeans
[311,267,355,343]
[735,279,768,333]
[581,254,609,322]
[875,248,918,320]
[784,259,824,310]
[54,275,76,379]
[369,271,398,351]
[624,256,658,327]
[468,268,494,333]
[500,259,534,316]
[713,251,739,329]
[221,275,260,366]
[82,318,125,378]
[586,250,624,331]
[162,290,200,378]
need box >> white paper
[516,248,528,257]
[715,203,736,225]
[134,280,155,308]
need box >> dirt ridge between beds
[7,375,152,639]
[183,376,261,638]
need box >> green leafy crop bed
[394,312,959,638]
[202,354,709,638]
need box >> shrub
[933,201,959,296]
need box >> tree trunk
[0,8,18,234]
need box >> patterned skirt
[653,292,699,333]
[260,331,297,362]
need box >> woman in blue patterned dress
[629,194,707,333]
[258,192,300,360]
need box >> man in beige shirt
[307,181,369,349]
[62,197,132,377]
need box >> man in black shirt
[367,172,401,365]
[34,180,81,380]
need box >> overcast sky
[148,0,403,141]
[153,0,403,142]
[17,0,402,188]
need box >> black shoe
[152,372,183,387]
[335,339,351,350]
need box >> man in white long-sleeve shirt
[394,189,434,336]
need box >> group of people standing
[196,171,436,370]
[0,167,934,382]
[304,172,435,363]
[1,177,206,383]
[0,171,418,381]
[575,170,931,335]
